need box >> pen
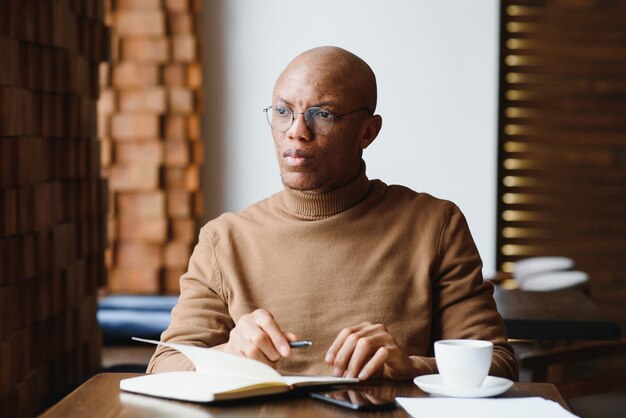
[289,340,312,348]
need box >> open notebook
[120,338,359,402]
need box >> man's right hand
[219,309,297,367]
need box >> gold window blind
[497,0,626,330]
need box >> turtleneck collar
[279,162,371,220]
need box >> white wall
[202,0,500,276]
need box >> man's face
[271,62,370,193]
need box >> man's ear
[360,115,383,149]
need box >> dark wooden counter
[40,373,570,418]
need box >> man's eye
[275,106,290,116]
[313,110,331,119]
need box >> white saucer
[414,375,513,398]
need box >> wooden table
[494,287,622,340]
[40,373,570,418]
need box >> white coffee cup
[434,339,493,388]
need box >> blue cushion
[97,295,179,343]
[98,309,173,342]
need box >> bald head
[275,46,378,113]
[270,46,383,194]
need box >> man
[148,46,518,381]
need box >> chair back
[519,339,626,400]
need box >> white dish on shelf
[521,270,588,291]
[414,374,513,398]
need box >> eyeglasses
[263,105,371,135]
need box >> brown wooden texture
[39,373,571,418]
[0,1,109,416]
[99,0,203,294]
[497,0,626,332]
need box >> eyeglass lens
[265,106,335,135]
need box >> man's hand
[325,322,416,380]
[220,309,297,367]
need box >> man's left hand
[324,322,416,380]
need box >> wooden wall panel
[0,1,109,416]
[497,0,626,331]
[99,0,203,294]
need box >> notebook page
[133,338,283,382]
[396,397,580,418]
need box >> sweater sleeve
[410,205,518,381]
[146,226,234,373]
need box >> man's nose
[287,112,313,141]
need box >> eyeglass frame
[263,105,372,135]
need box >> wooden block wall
[497,0,626,331]
[0,1,109,416]
[99,0,203,294]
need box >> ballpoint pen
[289,340,312,348]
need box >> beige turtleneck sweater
[147,167,518,381]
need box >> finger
[325,323,369,364]
[358,346,389,380]
[285,332,298,342]
[325,328,352,365]
[247,326,283,362]
[253,310,291,357]
[238,344,277,368]
[233,313,283,362]
[332,328,373,377]
[345,336,380,378]
[227,311,282,361]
